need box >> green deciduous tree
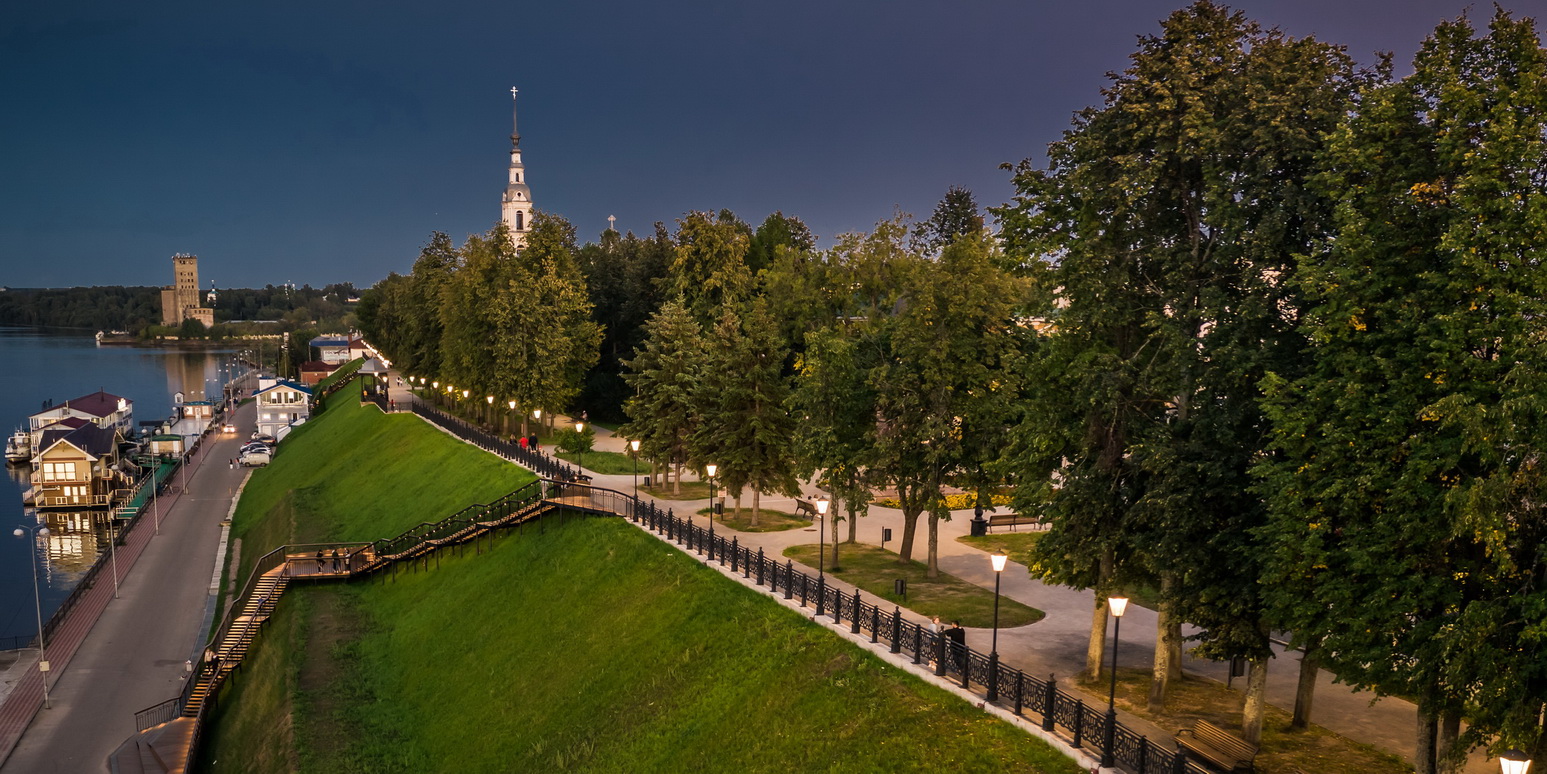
[620,299,706,495]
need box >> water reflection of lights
[25,510,119,585]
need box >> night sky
[1,0,1537,290]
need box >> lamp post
[1501,750,1533,774]
[486,395,494,427]
[13,523,52,709]
[705,464,717,530]
[574,421,586,472]
[629,439,641,503]
[987,552,1008,702]
[508,400,517,438]
[533,409,542,437]
[1101,595,1129,768]
[815,497,830,616]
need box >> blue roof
[255,380,314,396]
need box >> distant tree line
[359,3,1547,768]
[0,283,359,338]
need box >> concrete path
[0,400,254,774]
[561,416,1495,773]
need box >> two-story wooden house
[27,390,134,451]
[29,424,127,509]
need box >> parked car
[240,449,271,466]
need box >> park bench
[986,513,1044,532]
[794,498,820,519]
[1176,720,1258,773]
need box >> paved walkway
[557,417,1495,773]
[0,400,254,774]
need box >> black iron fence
[624,498,1212,774]
[409,401,583,482]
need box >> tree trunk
[749,489,758,526]
[897,485,921,562]
[1436,710,1461,774]
[926,513,939,578]
[1087,597,1108,682]
[1149,576,1178,711]
[1085,547,1115,680]
[1415,702,1438,774]
[847,497,858,543]
[1292,638,1321,730]
[1241,656,1268,745]
[830,495,842,570]
[671,460,681,496]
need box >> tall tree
[620,299,706,494]
[911,186,983,256]
[692,300,801,524]
[993,2,1357,730]
[1258,10,1547,769]
[791,326,876,567]
[748,211,816,275]
[668,209,754,324]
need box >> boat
[5,429,30,463]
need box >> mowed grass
[698,507,812,532]
[227,382,535,586]
[554,448,649,474]
[273,517,1084,773]
[784,543,1044,629]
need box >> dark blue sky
[1,0,1534,289]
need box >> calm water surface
[0,328,241,642]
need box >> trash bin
[894,578,907,600]
[970,516,988,537]
[643,476,651,488]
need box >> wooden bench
[986,513,1043,532]
[794,499,820,519]
[1176,720,1258,773]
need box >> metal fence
[409,401,583,482]
[624,498,1213,774]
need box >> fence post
[890,608,901,653]
[742,546,750,578]
[730,538,738,572]
[816,577,827,617]
[800,572,808,607]
[1013,672,1023,715]
[987,652,999,702]
[851,592,862,634]
[1137,736,1148,774]
[1072,700,1084,748]
[1043,675,1057,731]
[757,548,765,586]
[934,634,946,676]
[784,561,793,600]
[913,625,923,664]
[1172,745,1187,774]
[870,603,879,643]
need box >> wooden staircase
[181,571,288,718]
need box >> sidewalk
[0,400,255,773]
[563,417,1493,773]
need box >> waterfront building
[27,390,134,447]
[255,379,313,441]
[159,253,216,327]
[500,88,533,251]
[29,423,127,509]
[298,360,336,386]
[309,335,351,364]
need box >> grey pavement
[0,399,254,774]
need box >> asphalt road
[0,400,252,774]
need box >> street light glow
[706,464,717,478]
[1108,596,1129,617]
[991,552,1008,573]
[815,498,829,515]
[1501,750,1532,774]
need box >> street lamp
[1102,595,1130,768]
[987,552,1008,702]
[705,464,717,530]
[486,395,494,427]
[1501,750,1533,774]
[13,523,52,709]
[629,439,641,503]
[574,421,586,472]
[815,497,830,616]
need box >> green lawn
[641,480,711,500]
[555,449,649,475]
[697,507,811,532]
[783,543,1044,629]
[227,382,534,594]
[204,517,1082,773]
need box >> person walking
[330,548,340,572]
[315,550,324,572]
[228,458,234,470]
[945,621,967,673]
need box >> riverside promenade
[551,415,1496,774]
[0,400,254,774]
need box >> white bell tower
[500,88,534,250]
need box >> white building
[254,380,313,442]
[28,390,134,447]
[500,88,534,251]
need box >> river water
[0,328,242,643]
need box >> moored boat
[4,429,30,463]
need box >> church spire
[501,87,533,249]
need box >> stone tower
[159,253,215,327]
[500,88,534,251]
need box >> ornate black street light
[1101,595,1129,768]
[815,497,830,616]
[987,552,1008,702]
[1501,750,1533,774]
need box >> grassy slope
[202,385,1082,773]
[306,517,1083,773]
